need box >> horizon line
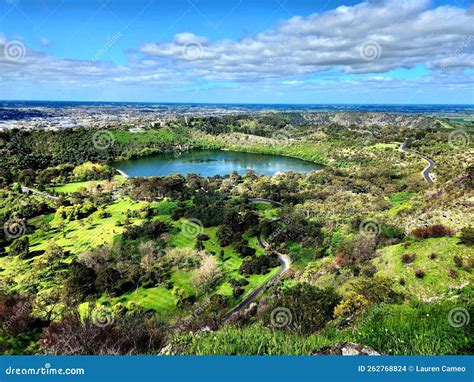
[1,100,473,107]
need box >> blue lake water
[113,150,322,177]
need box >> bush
[415,269,425,278]
[411,224,454,239]
[360,263,377,278]
[401,253,416,264]
[9,236,29,259]
[453,255,463,268]
[459,226,474,245]
[268,283,341,334]
[239,254,279,276]
[232,286,244,298]
[122,220,169,241]
[197,233,210,241]
[234,240,256,258]
[333,291,368,320]
[97,209,111,219]
[449,269,458,279]
[463,255,473,271]
[41,309,166,355]
[351,276,403,304]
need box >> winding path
[20,185,59,200]
[223,198,291,321]
[399,142,435,184]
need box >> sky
[0,0,473,104]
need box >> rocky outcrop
[312,342,381,356]
[303,112,434,129]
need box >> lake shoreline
[112,148,323,178]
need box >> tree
[9,236,29,259]
[191,254,221,295]
[459,226,474,245]
[270,283,341,333]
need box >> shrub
[97,209,111,219]
[463,255,473,271]
[449,269,458,279]
[453,255,463,268]
[411,224,454,239]
[351,276,403,304]
[232,286,244,298]
[234,240,256,258]
[197,233,210,241]
[41,309,166,355]
[239,254,279,276]
[361,263,377,277]
[415,269,425,278]
[401,253,416,264]
[9,236,29,259]
[122,220,169,241]
[269,283,341,334]
[333,291,369,320]
[459,226,474,245]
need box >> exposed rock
[159,344,173,355]
[245,302,258,315]
[312,342,381,356]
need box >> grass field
[52,175,125,194]
[27,198,145,253]
[374,236,473,299]
[1,183,281,319]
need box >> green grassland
[53,175,126,194]
[1,188,280,321]
[374,236,473,299]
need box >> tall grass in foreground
[182,300,472,355]
[354,302,472,355]
[181,323,352,355]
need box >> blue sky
[0,0,473,104]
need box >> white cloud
[140,0,474,80]
[0,0,472,99]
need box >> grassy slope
[53,175,125,194]
[374,236,473,300]
[181,296,472,355]
[3,182,282,318]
